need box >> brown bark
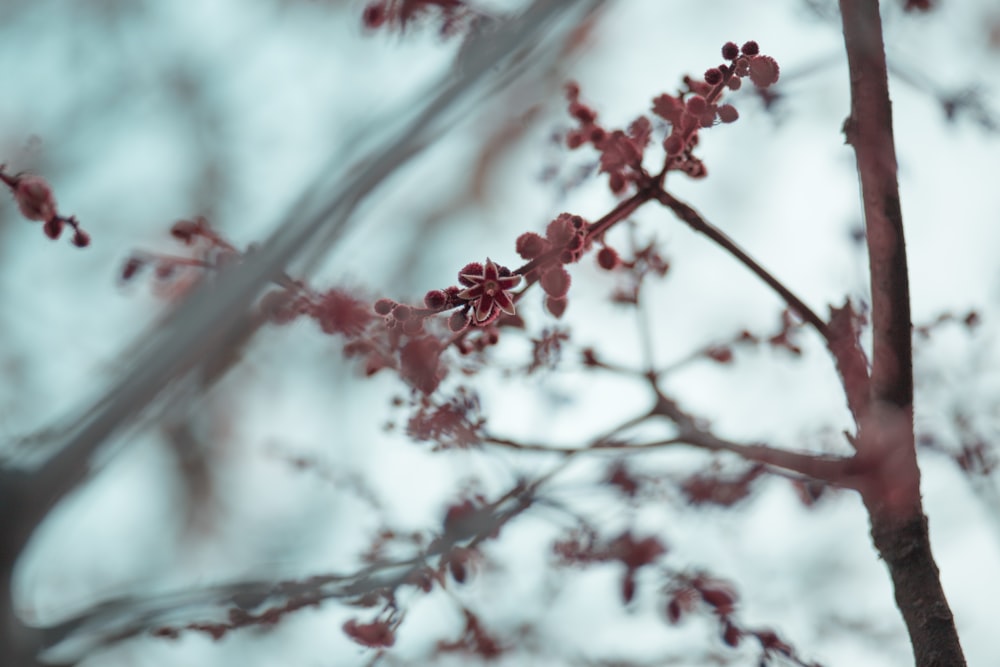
[838,0,966,664]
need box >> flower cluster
[121,217,243,299]
[1,166,90,247]
[653,41,779,177]
[564,84,653,194]
[564,41,780,186]
[515,212,588,317]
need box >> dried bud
[608,172,626,193]
[71,229,91,248]
[704,67,723,85]
[12,174,57,222]
[722,622,742,647]
[717,104,739,123]
[458,262,483,286]
[741,40,760,56]
[596,246,619,270]
[423,289,448,309]
[43,217,64,240]
[686,95,709,115]
[373,298,396,315]
[663,134,684,156]
[515,232,547,260]
[546,215,575,246]
[391,304,412,321]
[721,41,740,60]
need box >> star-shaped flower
[457,258,521,325]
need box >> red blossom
[457,258,521,325]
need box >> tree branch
[653,188,830,340]
[839,1,965,664]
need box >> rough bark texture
[838,0,966,664]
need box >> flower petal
[457,285,484,301]
[498,273,522,290]
[482,258,500,282]
[475,294,495,322]
[493,290,516,316]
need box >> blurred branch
[0,2,608,665]
[36,478,540,664]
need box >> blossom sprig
[655,41,778,177]
[565,41,780,188]
[121,217,249,299]
[1,165,90,247]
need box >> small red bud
[423,290,448,309]
[71,229,91,248]
[515,232,547,260]
[722,622,742,647]
[458,262,483,286]
[686,95,708,115]
[42,217,64,240]
[608,172,626,193]
[597,247,619,270]
[717,104,739,123]
[721,42,740,60]
[373,298,395,315]
[741,40,760,56]
[663,134,684,156]
[12,174,58,222]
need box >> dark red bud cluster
[1,168,90,247]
